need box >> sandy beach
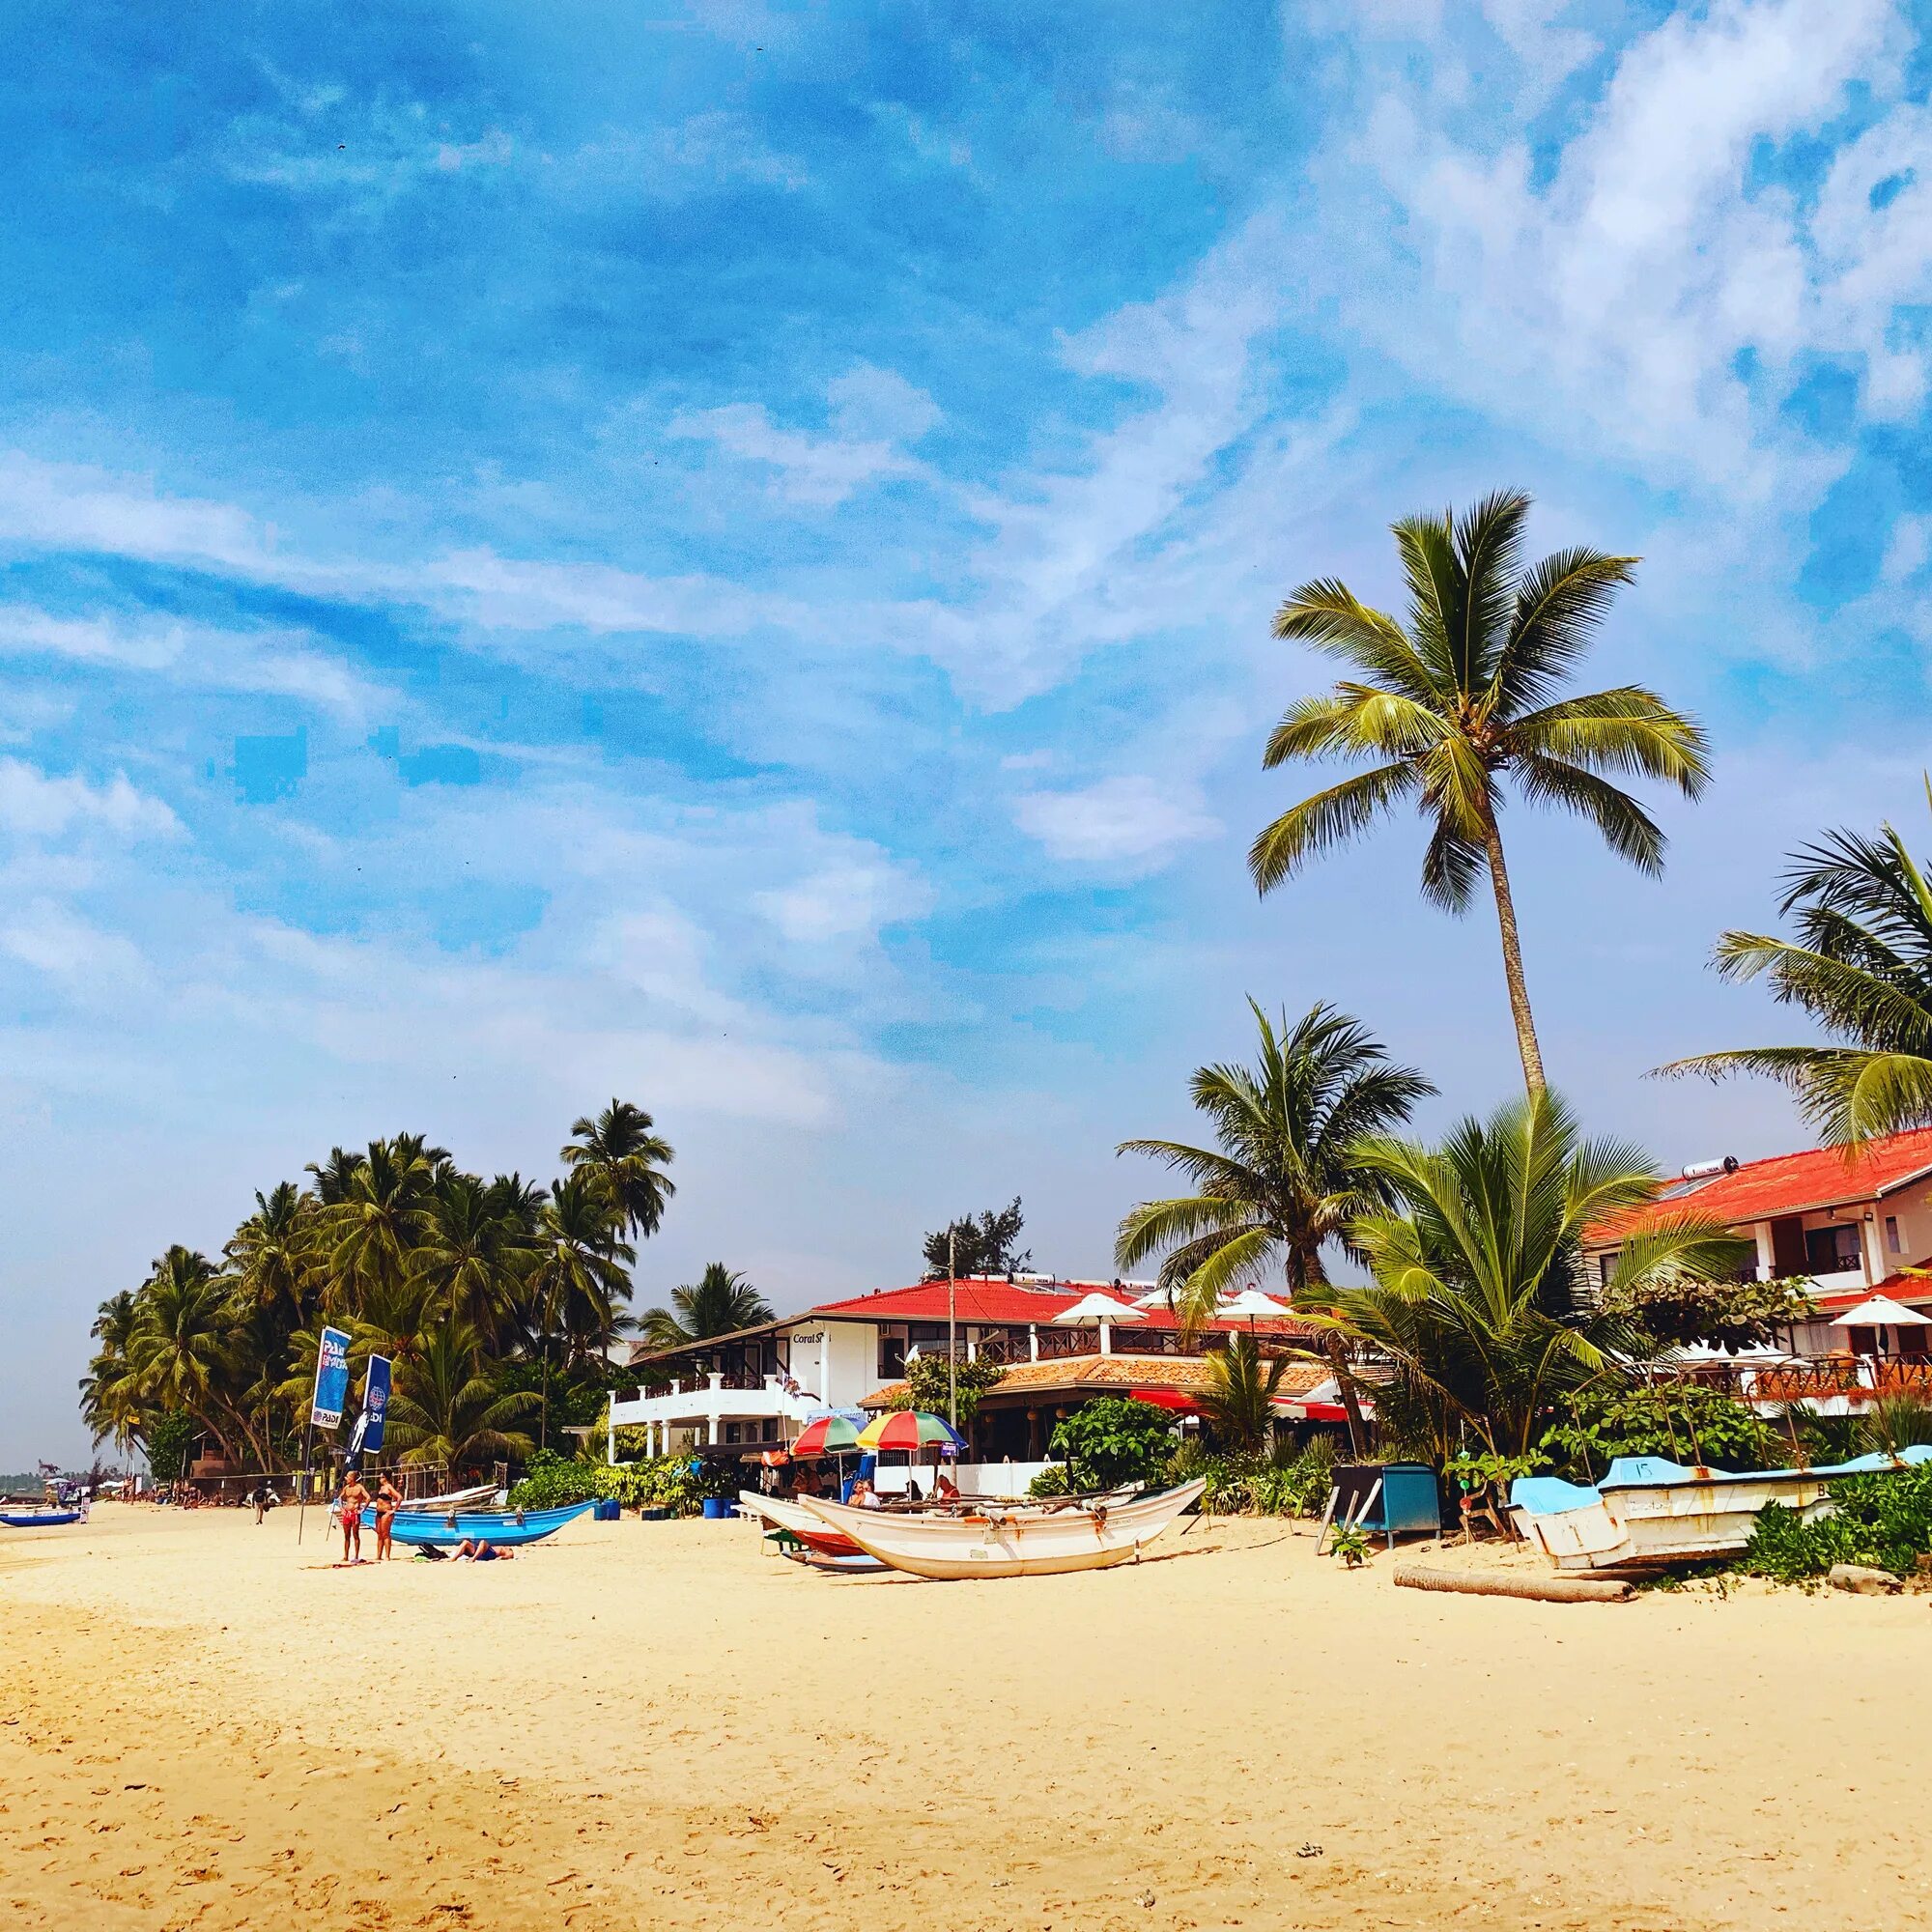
[3,1504,1929,1931]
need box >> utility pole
[948,1227,958,1429]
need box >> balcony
[609,1373,823,1430]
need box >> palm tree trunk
[1478,803,1547,1096]
[1326,1334,1369,1460]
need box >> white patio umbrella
[1214,1287,1292,1321]
[1130,1287,1173,1311]
[1830,1294,1932,1331]
[1052,1293,1146,1354]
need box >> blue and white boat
[0,1508,83,1528]
[1510,1446,1932,1571]
[358,1499,592,1548]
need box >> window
[1888,1215,1903,1255]
[1804,1224,1862,1275]
[877,1323,908,1378]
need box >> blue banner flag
[360,1354,392,1455]
[311,1325,353,1430]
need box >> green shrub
[1047,1399,1177,1492]
[507,1449,610,1510]
[1541,1383,1778,1477]
[1741,1465,1932,1581]
[1027,1465,1077,1499]
[146,1410,196,1484]
[1170,1436,1339,1518]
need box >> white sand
[3,1502,1929,1929]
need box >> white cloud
[668,363,940,507]
[0,759,183,842]
[1329,0,1918,491]
[0,605,386,717]
[1013,774,1220,870]
[0,900,154,999]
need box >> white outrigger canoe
[798,1479,1206,1579]
[1510,1447,1932,1572]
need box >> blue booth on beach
[1325,1462,1440,1548]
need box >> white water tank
[1681,1155,1740,1180]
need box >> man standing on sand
[337,1470,371,1564]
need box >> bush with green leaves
[1540,1382,1779,1477]
[146,1410,196,1483]
[890,1351,1006,1424]
[1741,1464,1932,1581]
[1045,1398,1177,1492]
[507,1448,612,1510]
[1166,1435,1339,1517]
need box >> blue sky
[7,0,1932,1463]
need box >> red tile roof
[1586,1127,1932,1244]
[1816,1259,1932,1311]
[806,1277,1315,1336]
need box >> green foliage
[1742,1465,1932,1582]
[1860,1393,1932,1457]
[1321,1092,1747,1459]
[505,1449,732,1516]
[1115,1000,1433,1336]
[1026,1465,1076,1498]
[1327,1520,1373,1566]
[1658,796,1932,1144]
[922,1199,1030,1281]
[1600,1273,1817,1352]
[1046,1399,1177,1492]
[639,1263,772,1350]
[1167,1435,1338,1517]
[507,1448,608,1510]
[83,1105,668,1484]
[1540,1383,1780,1477]
[889,1350,1005,1423]
[146,1410,196,1482]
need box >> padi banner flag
[311,1325,353,1430]
[360,1354,393,1455]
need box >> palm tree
[563,1099,675,1241]
[525,1172,636,1448]
[639,1263,774,1350]
[1314,1092,1747,1463]
[1251,489,1710,1094]
[225,1182,313,1322]
[79,1291,145,1457]
[414,1172,535,1346]
[1656,798,1932,1143]
[129,1247,239,1453]
[1115,1000,1435,1452]
[318,1138,440,1315]
[1196,1334,1290,1456]
[384,1322,538,1474]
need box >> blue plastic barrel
[700,1496,733,1520]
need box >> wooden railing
[1746,1359,1932,1403]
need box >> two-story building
[607,1274,1321,1463]
[1583,1124,1932,1362]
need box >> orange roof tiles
[859,1354,1330,1409]
[1586,1126,1932,1244]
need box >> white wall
[819,1321,879,1409]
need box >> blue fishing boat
[357,1499,592,1548]
[0,1509,82,1527]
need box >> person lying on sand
[453,1538,513,1562]
[337,1473,370,1564]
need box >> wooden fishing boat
[357,1500,592,1547]
[798,1479,1207,1579]
[0,1509,82,1528]
[395,1482,498,1514]
[1510,1447,1932,1572]
[736,1491,873,1563]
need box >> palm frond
[1496,548,1637,714]
[1516,754,1665,874]
[1248,761,1419,895]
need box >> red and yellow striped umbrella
[855,1410,967,1455]
[790,1413,866,1457]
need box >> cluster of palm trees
[81,1102,676,1478]
[1117,488,1868,1466]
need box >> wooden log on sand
[1393,1562,1634,1605]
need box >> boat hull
[799,1480,1206,1579]
[0,1510,81,1528]
[357,1500,592,1547]
[737,1491,869,1559]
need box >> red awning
[1131,1389,1206,1412]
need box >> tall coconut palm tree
[1115,1000,1435,1452]
[639,1263,774,1350]
[225,1182,313,1322]
[318,1139,440,1316]
[563,1099,676,1241]
[414,1172,535,1346]
[1313,1092,1747,1463]
[1251,489,1710,1094]
[129,1247,239,1452]
[525,1172,635,1449]
[79,1291,145,1457]
[384,1322,538,1475]
[1657,797,1932,1143]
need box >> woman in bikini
[372,1475,402,1561]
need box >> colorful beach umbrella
[790,1412,867,1457]
[856,1409,967,1455]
